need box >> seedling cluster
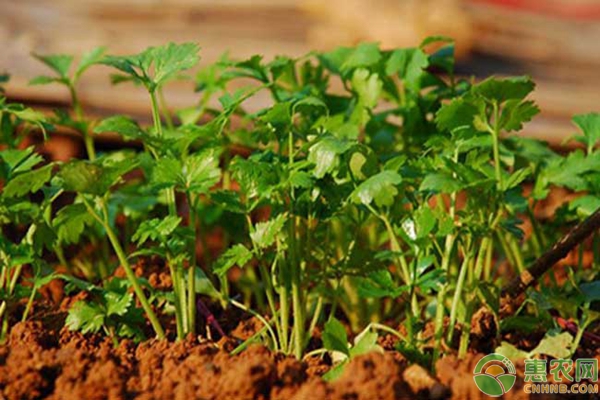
[0,38,598,371]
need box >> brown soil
[3,316,597,400]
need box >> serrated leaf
[435,98,479,133]
[94,115,147,141]
[308,137,352,179]
[66,301,104,334]
[102,42,200,90]
[473,76,535,103]
[75,46,106,80]
[104,292,132,317]
[357,269,406,298]
[414,206,436,238]
[500,100,539,132]
[60,159,136,195]
[213,244,253,277]
[0,147,44,175]
[250,214,287,249]
[385,48,428,90]
[351,170,402,208]
[503,167,531,191]
[572,112,600,150]
[341,42,381,72]
[33,54,73,78]
[351,68,381,110]
[183,151,221,193]
[3,164,52,197]
[53,203,95,244]
[419,172,462,194]
[322,318,350,356]
[530,331,573,359]
[132,216,181,245]
[210,190,245,214]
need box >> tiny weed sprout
[0,38,598,383]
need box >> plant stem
[82,197,165,339]
[491,101,502,189]
[186,193,197,336]
[446,247,472,343]
[69,84,96,161]
[258,261,283,349]
[230,298,279,352]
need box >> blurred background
[1,0,599,144]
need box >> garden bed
[1,38,599,399]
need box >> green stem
[167,260,184,339]
[186,193,197,336]
[290,222,304,359]
[306,295,323,346]
[378,213,410,285]
[69,84,96,161]
[22,287,36,322]
[259,260,283,349]
[230,298,279,352]
[491,101,502,189]
[83,197,165,339]
[446,247,473,343]
[158,88,174,130]
[150,90,163,137]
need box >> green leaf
[66,301,104,334]
[132,216,182,245]
[341,42,381,72]
[351,170,402,208]
[350,329,382,357]
[104,292,132,317]
[435,98,479,133]
[473,76,535,103]
[151,151,220,193]
[183,151,221,193]
[500,100,539,132]
[385,48,428,90]
[29,76,62,86]
[308,137,352,179]
[322,361,347,382]
[414,206,436,238]
[60,159,136,195]
[210,190,245,214]
[33,54,73,78]
[530,331,573,359]
[102,42,200,90]
[572,113,600,150]
[213,244,253,277]
[503,167,531,191]
[580,281,600,303]
[351,68,381,110]
[94,115,147,141]
[3,164,53,197]
[151,42,200,87]
[53,203,95,244]
[357,269,406,298]
[75,46,106,80]
[419,172,462,194]
[250,214,287,249]
[322,318,349,356]
[0,147,44,175]
[495,341,529,361]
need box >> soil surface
[1,314,597,400]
